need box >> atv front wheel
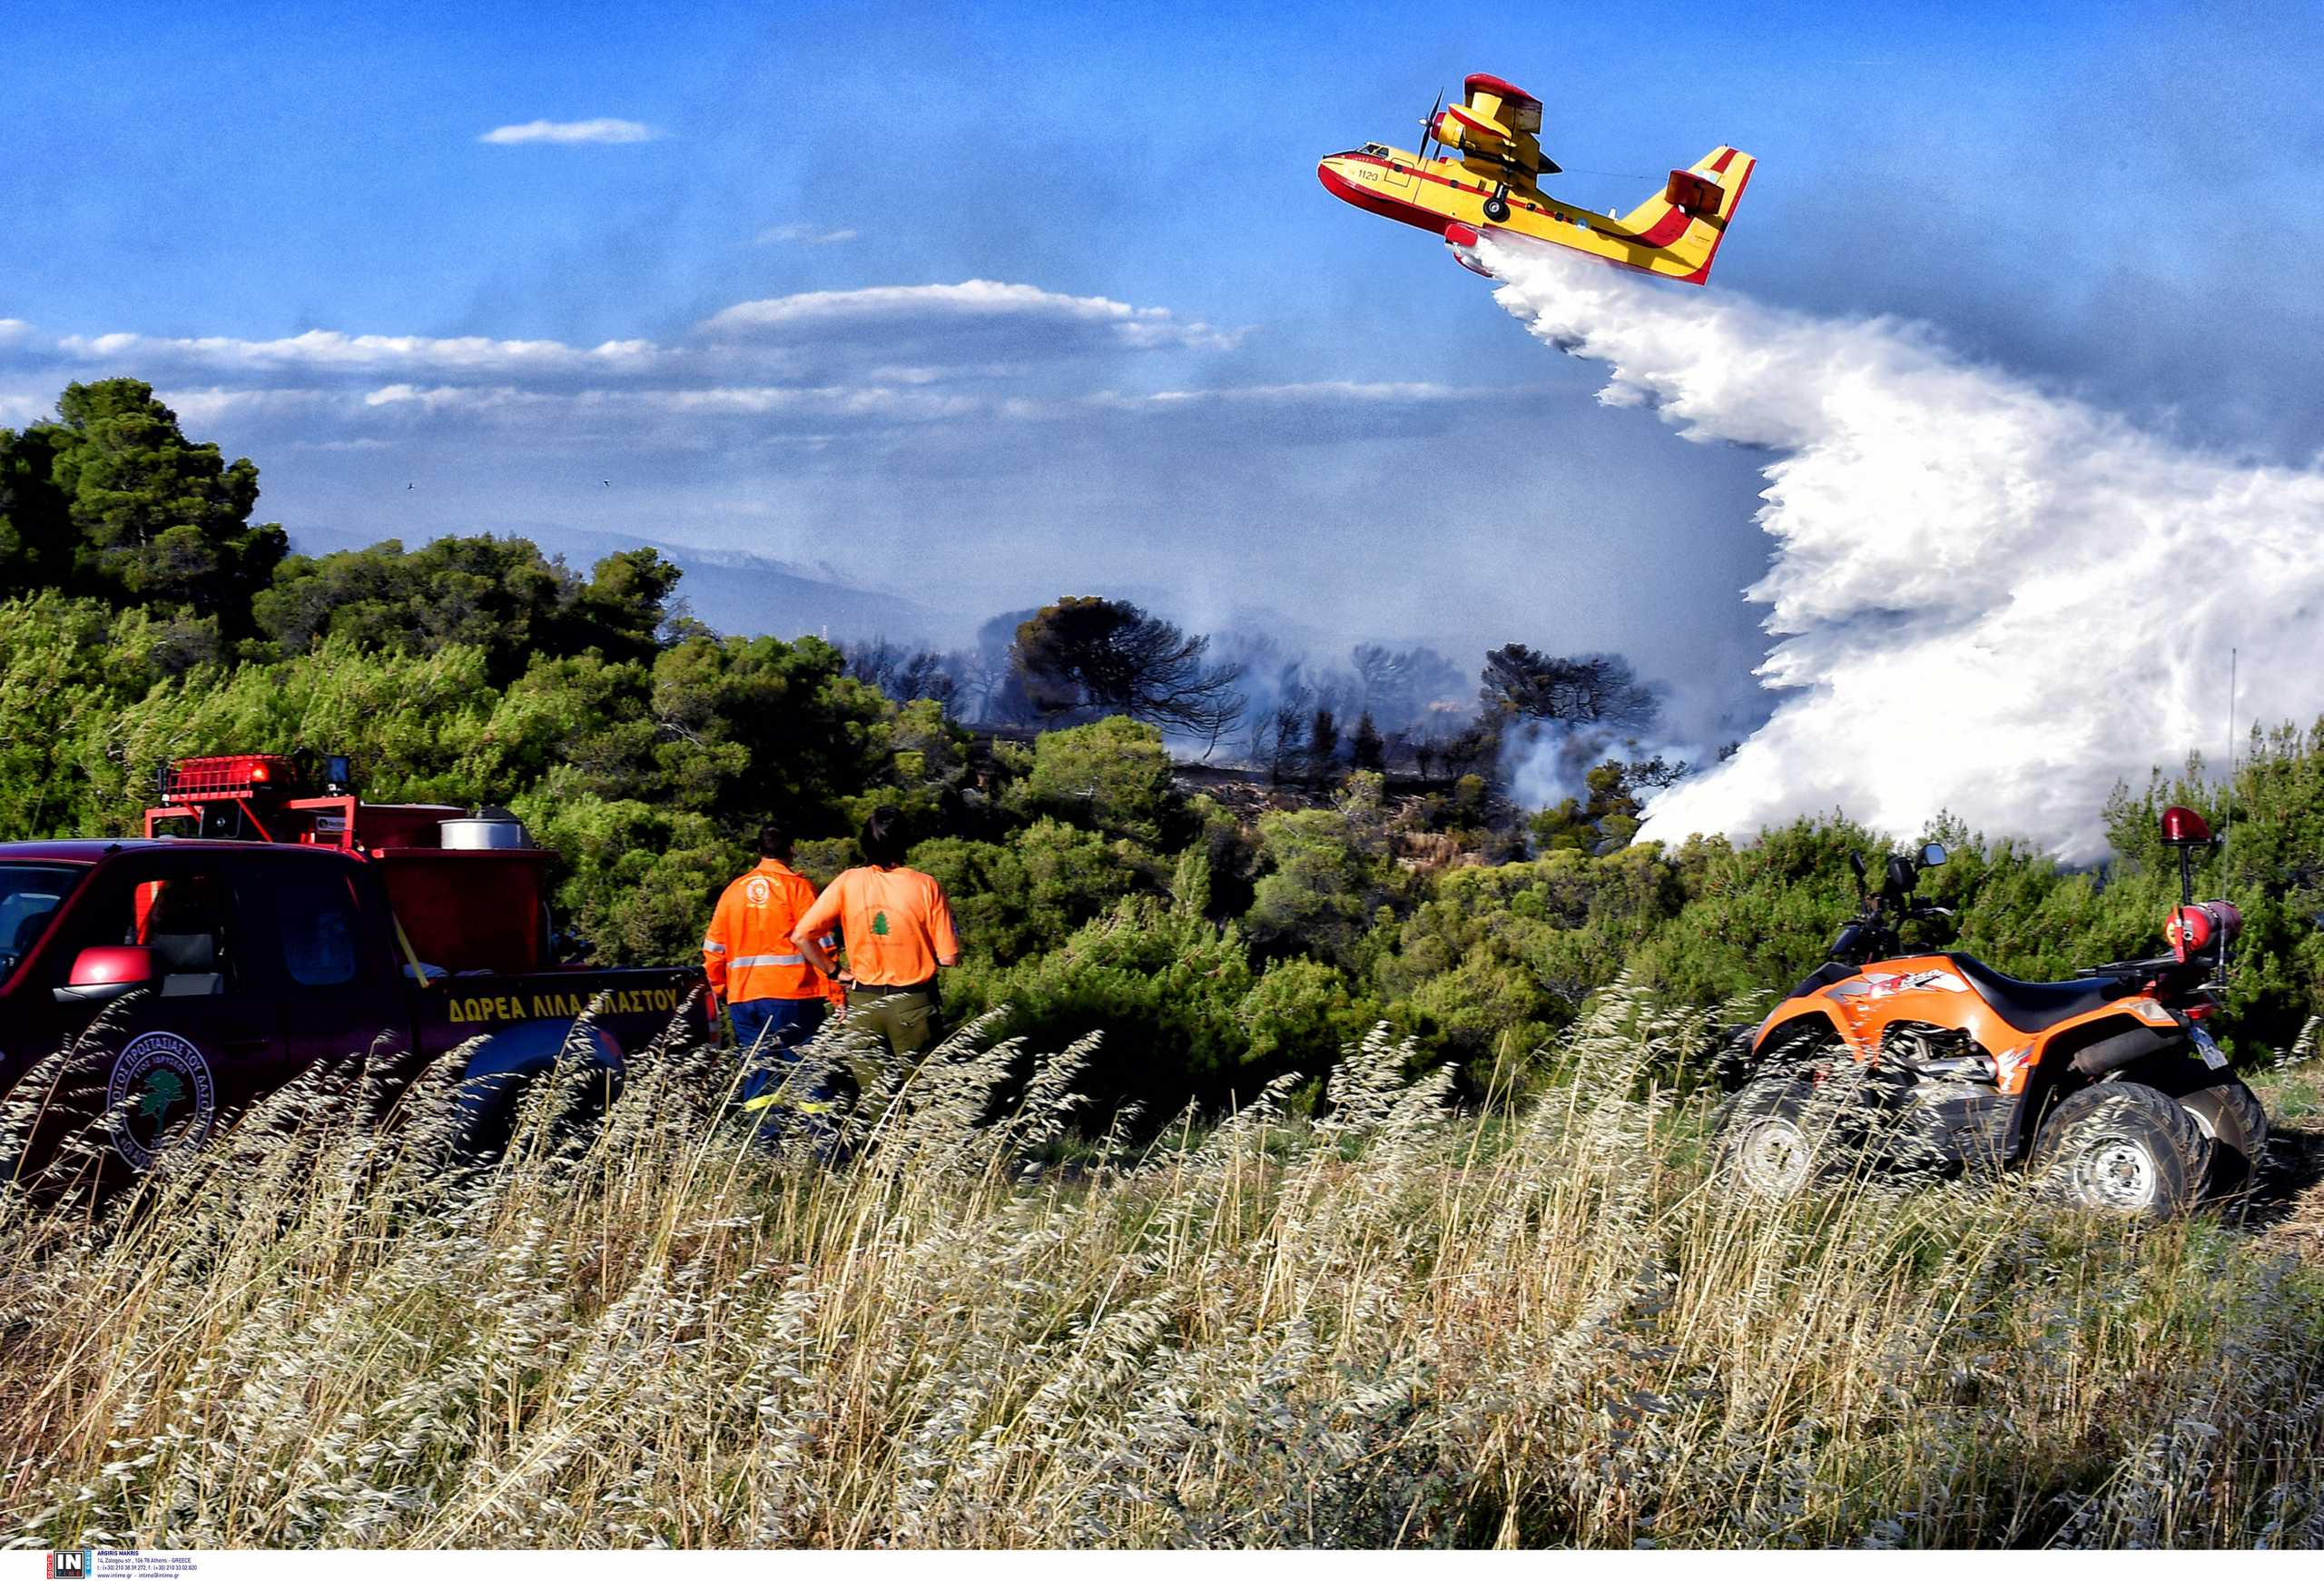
[2030,1081,2204,1220]
[1712,1077,1830,1201]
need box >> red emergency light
[163,754,300,801]
[2159,805,2212,847]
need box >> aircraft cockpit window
[1360,142,1391,158]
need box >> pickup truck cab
[0,755,705,1181]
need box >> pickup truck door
[235,851,413,1075]
[47,849,290,1172]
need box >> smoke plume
[1482,242,2324,862]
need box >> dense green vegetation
[7,379,2324,1120]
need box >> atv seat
[1947,954,2123,1033]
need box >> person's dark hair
[859,806,908,868]
[757,823,790,860]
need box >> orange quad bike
[1711,804,2265,1219]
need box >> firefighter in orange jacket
[704,825,845,1130]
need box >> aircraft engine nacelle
[1436,107,1543,177]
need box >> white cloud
[701,280,1245,351]
[60,329,666,376]
[0,385,53,424]
[1118,380,1458,407]
[755,223,860,246]
[992,381,1460,422]
[363,383,539,412]
[0,319,31,346]
[357,382,980,424]
[161,387,340,424]
[478,118,659,145]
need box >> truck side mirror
[1920,842,1947,868]
[54,944,157,1005]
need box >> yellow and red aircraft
[1318,74,1754,284]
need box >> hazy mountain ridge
[286,522,939,646]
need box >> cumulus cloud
[755,223,859,246]
[1482,242,2324,862]
[0,319,30,346]
[478,118,660,145]
[701,281,1246,351]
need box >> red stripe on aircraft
[1631,205,1694,247]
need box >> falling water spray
[1482,242,2324,861]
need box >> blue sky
[5,0,2320,741]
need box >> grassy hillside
[8,993,2324,1548]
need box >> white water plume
[1482,242,2324,863]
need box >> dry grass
[5,989,2324,1548]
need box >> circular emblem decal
[107,1031,218,1171]
[744,876,773,907]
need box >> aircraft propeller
[1417,89,1443,162]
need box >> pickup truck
[0,760,707,1182]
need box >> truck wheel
[2030,1081,2203,1220]
[451,1021,623,1161]
[2174,1076,2270,1199]
[1711,1076,1829,1201]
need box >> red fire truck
[0,753,708,1181]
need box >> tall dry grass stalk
[5,985,2323,1547]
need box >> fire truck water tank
[440,807,532,850]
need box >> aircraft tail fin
[1617,146,1755,283]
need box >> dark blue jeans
[728,997,830,1141]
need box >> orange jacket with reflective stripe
[704,860,843,1005]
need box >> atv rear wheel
[2030,1080,2204,1220]
[2174,1075,2270,1199]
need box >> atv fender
[1725,1006,1846,1092]
[2004,1015,2186,1161]
[1753,1005,1845,1058]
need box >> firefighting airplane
[1318,74,1754,284]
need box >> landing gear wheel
[2174,1075,2270,1199]
[1482,194,1512,222]
[2030,1081,2203,1220]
